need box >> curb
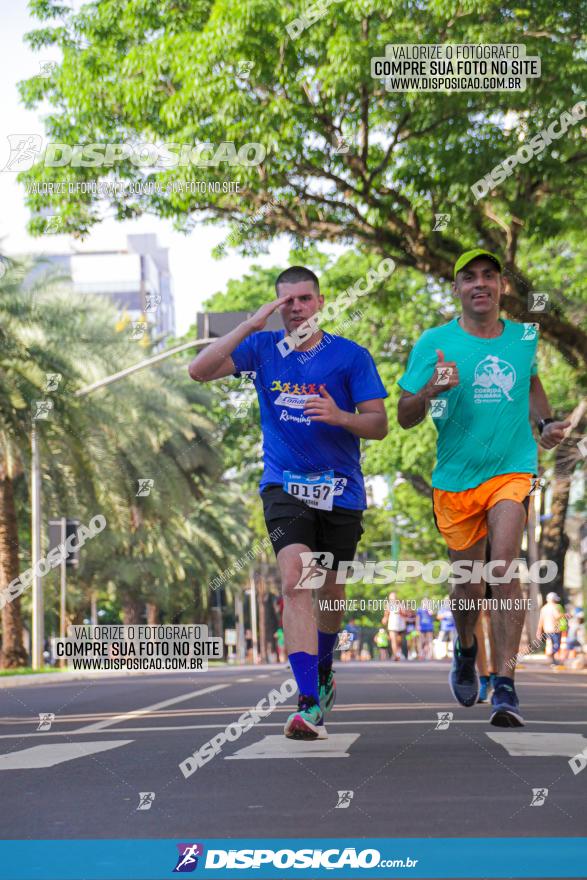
[0,662,229,688]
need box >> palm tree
[0,260,108,665]
[1,259,255,664]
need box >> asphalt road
[0,661,585,875]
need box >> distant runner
[537,592,565,666]
[397,249,569,726]
[189,266,388,738]
[416,600,435,660]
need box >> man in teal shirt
[397,249,569,726]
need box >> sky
[0,1,296,335]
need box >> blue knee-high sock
[288,651,319,702]
[318,630,338,675]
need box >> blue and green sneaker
[284,695,326,740]
[319,667,337,714]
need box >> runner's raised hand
[246,295,294,333]
[424,349,460,398]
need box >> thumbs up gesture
[424,350,460,398]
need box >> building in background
[31,234,175,339]
[196,309,282,339]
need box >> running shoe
[449,636,479,707]
[477,675,489,703]
[284,695,327,740]
[490,682,524,727]
[489,672,498,692]
[319,667,336,714]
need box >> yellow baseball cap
[454,249,503,279]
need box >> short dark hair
[275,266,320,296]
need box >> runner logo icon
[336,631,354,651]
[473,355,516,402]
[528,292,549,312]
[435,366,454,386]
[530,788,548,806]
[37,713,55,731]
[136,792,155,811]
[335,790,354,808]
[522,322,538,340]
[173,843,204,872]
[433,213,451,231]
[296,551,334,589]
[435,712,453,730]
[430,399,448,419]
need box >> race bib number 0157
[283,470,334,511]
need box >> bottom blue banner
[0,837,585,879]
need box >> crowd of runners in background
[261,589,584,672]
[338,592,585,673]
[257,590,584,671]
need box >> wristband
[537,417,555,435]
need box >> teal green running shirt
[398,318,538,491]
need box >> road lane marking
[0,703,486,725]
[2,700,585,729]
[226,733,359,759]
[73,684,230,734]
[1,719,586,741]
[487,731,587,757]
[0,740,133,770]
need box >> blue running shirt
[417,608,435,633]
[231,331,388,510]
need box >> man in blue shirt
[189,266,388,739]
[397,249,569,727]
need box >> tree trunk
[258,566,267,663]
[121,594,143,624]
[539,401,586,602]
[540,473,570,602]
[193,580,205,622]
[0,469,28,668]
[146,602,159,625]
[524,489,541,643]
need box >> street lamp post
[386,473,402,562]
[30,337,213,669]
[248,571,259,665]
[31,426,43,669]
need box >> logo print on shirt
[270,379,320,394]
[275,392,319,410]
[270,379,323,411]
[473,355,516,403]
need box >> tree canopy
[19,0,587,364]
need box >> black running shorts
[261,484,364,567]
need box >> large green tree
[19,0,587,363]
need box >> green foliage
[10,0,586,634]
[0,261,255,656]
